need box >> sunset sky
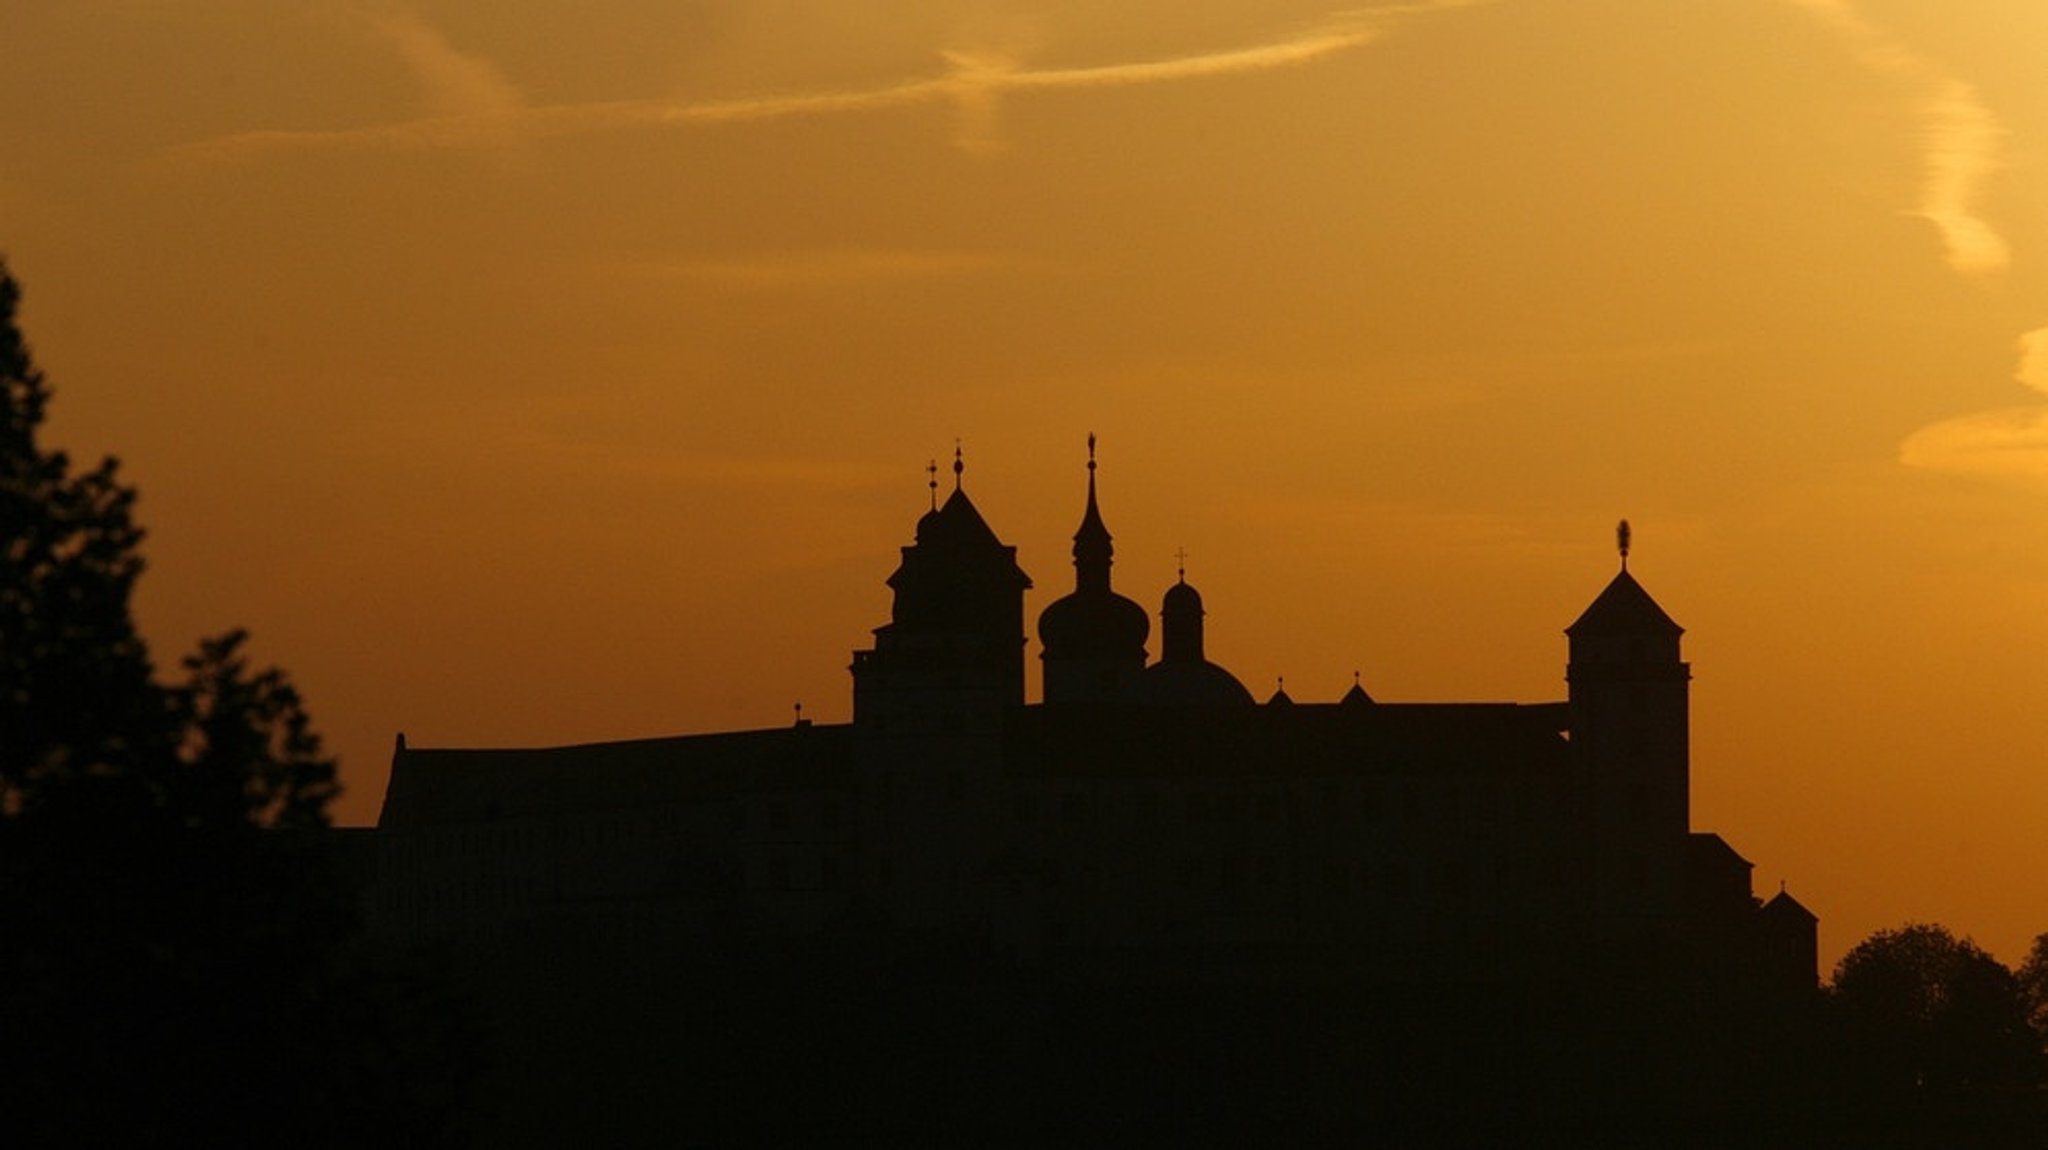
[6,0,2047,968]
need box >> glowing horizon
[10,0,2048,971]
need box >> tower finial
[953,441,964,489]
[1087,431,1097,471]
[927,458,938,510]
[1617,518,1631,570]
[1175,546,1188,582]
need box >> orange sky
[6,0,2047,969]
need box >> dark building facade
[370,448,1815,996]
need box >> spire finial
[953,441,964,489]
[1353,670,1361,686]
[927,458,938,510]
[1617,519,1632,570]
[1087,431,1097,472]
[1175,546,1188,582]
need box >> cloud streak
[1785,0,2008,277]
[1785,2,2048,490]
[176,3,1483,162]
[1900,325,2048,489]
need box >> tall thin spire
[1073,433,1113,591]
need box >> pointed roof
[1072,433,1114,576]
[890,450,1031,602]
[1266,680,1294,706]
[1566,569,1682,636]
[1341,673,1374,706]
[1760,887,1818,923]
[919,485,1004,551]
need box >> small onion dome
[1162,579,1202,616]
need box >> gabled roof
[1760,888,1818,922]
[1566,569,1682,636]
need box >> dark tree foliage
[0,263,336,825]
[2020,932,2048,1047]
[1830,923,2042,1097]
[0,268,160,813]
[0,261,471,1145]
[171,628,340,830]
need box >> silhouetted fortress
[370,445,1816,999]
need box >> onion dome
[1038,436,1150,702]
[1133,568,1254,707]
[1037,584,1150,662]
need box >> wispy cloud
[1900,326,2048,488]
[367,10,520,121]
[1786,0,2008,277]
[1786,2,2048,490]
[176,3,1485,162]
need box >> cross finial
[1617,519,1632,570]
[953,441,964,489]
[927,459,938,509]
[1174,546,1188,581]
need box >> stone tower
[851,451,1032,729]
[1566,523,1691,936]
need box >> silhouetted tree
[0,265,159,813]
[0,260,467,1145]
[0,262,336,826]
[2020,932,2048,1048]
[1830,923,2040,1098]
